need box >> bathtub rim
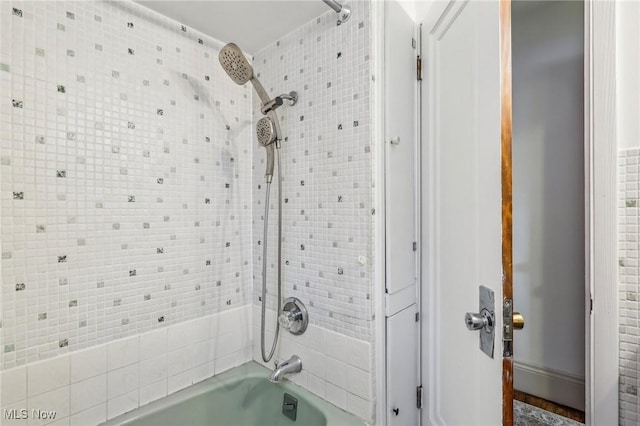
[100,361,365,426]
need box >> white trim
[583,0,592,423]
[420,3,447,424]
[373,0,387,424]
[416,23,424,426]
[587,0,618,425]
[514,362,585,411]
[413,13,422,426]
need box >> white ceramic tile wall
[248,2,376,421]
[0,0,254,369]
[0,305,253,426]
[252,307,375,423]
[250,0,375,342]
[1,0,378,423]
[619,148,640,425]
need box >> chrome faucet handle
[278,310,296,330]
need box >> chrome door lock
[464,285,495,358]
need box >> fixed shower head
[218,43,254,85]
[256,117,277,182]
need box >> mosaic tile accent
[0,0,253,369]
[251,0,374,341]
[619,148,640,425]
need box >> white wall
[512,0,585,409]
[617,0,640,150]
[395,0,434,23]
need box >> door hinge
[415,312,420,322]
[412,37,417,49]
[412,241,417,251]
[503,299,513,358]
[416,55,422,81]
[590,296,593,314]
[416,385,423,409]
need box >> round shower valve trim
[279,297,309,335]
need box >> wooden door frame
[586,0,618,424]
[502,0,619,423]
[500,0,514,424]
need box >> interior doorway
[511,1,585,423]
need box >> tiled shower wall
[619,148,640,425]
[251,0,374,343]
[0,0,254,370]
[250,2,376,421]
[0,0,377,423]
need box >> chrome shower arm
[278,92,298,105]
[322,0,342,13]
[322,0,351,24]
[261,92,299,115]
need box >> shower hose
[261,149,282,362]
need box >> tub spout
[270,355,302,383]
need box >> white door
[420,0,513,425]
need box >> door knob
[513,312,524,330]
[464,286,495,358]
[465,310,494,332]
[465,312,490,331]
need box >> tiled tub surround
[1,0,378,424]
[252,307,374,422]
[249,2,376,422]
[619,148,640,425]
[0,0,253,370]
[0,306,252,426]
[251,1,375,341]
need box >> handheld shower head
[218,43,253,85]
[218,42,297,183]
[257,117,277,182]
[218,42,271,104]
[256,117,277,147]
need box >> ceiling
[136,1,331,55]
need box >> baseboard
[514,361,585,411]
